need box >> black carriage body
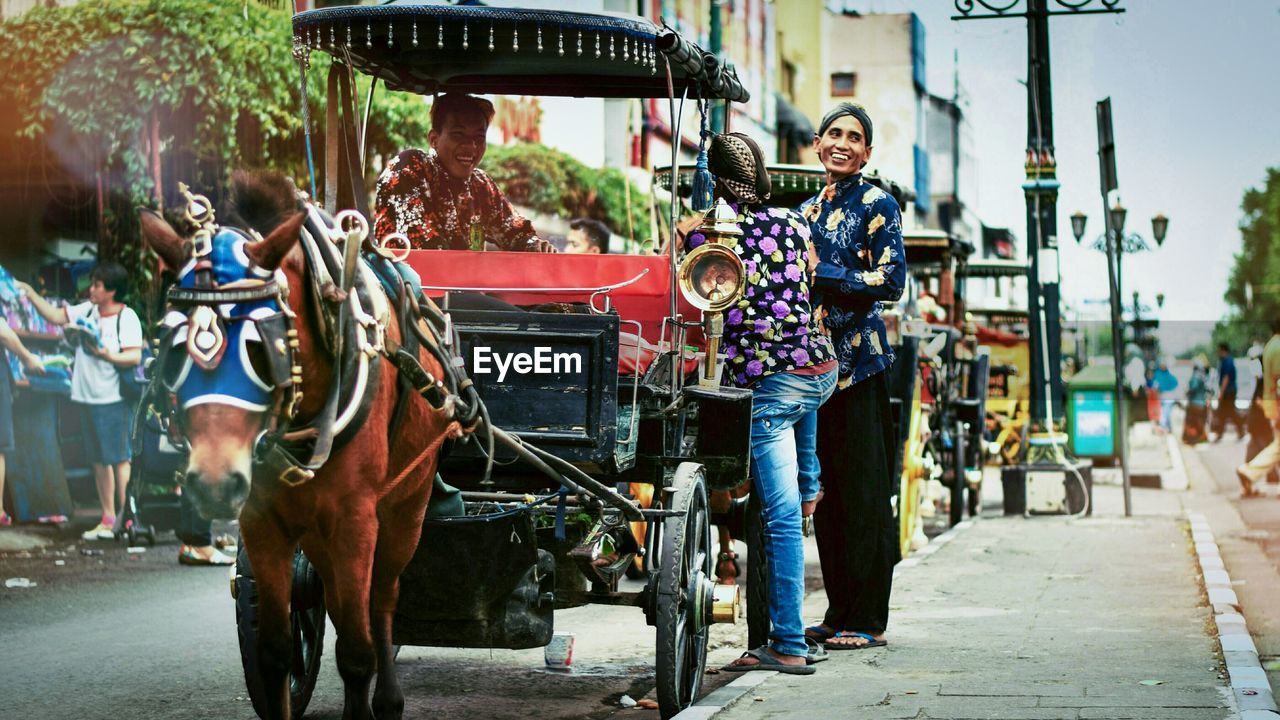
[443,309,621,473]
[393,507,556,650]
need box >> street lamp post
[954,0,1127,432]
[1075,202,1167,300]
[1071,205,1169,346]
[1069,99,1169,516]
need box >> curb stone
[671,519,978,719]
[1185,510,1280,719]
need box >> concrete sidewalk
[691,485,1234,720]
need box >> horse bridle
[150,186,303,462]
[152,185,488,490]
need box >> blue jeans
[750,369,837,657]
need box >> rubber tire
[235,545,326,720]
[965,428,981,519]
[950,421,966,527]
[655,463,712,719]
[744,489,769,650]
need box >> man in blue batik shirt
[799,103,907,652]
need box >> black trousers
[814,372,900,634]
[1212,390,1246,437]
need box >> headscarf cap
[817,102,874,147]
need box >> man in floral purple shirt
[699,134,836,676]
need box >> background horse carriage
[959,264,1033,467]
[156,5,758,719]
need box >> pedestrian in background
[1182,357,1209,445]
[696,133,836,675]
[0,322,46,526]
[18,264,142,540]
[1213,342,1246,442]
[1244,346,1278,485]
[1152,359,1179,433]
[801,103,906,651]
[564,218,611,254]
[1237,319,1280,497]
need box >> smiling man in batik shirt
[374,93,553,252]
[799,103,907,654]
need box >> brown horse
[140,173,462,720]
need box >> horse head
[140,189,309,520]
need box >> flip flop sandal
[804,624,836,641]
[722,647,816,675]
[178,545,236,566]
[825,631,887,650]
[805,637,829,664]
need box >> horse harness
[150,185,481,489]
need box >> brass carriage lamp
[678,198,746,387]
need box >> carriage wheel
[965,428,982,518]
[744,489,769,650]
[949,421,966,527]
[235,545,326,720]
[654,463,713,719]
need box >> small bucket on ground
[544,632,574,670]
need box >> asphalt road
[0,527,746,720]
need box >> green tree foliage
[1217,167,1280,350]
[482,143,660,249]
[0,0,431,309]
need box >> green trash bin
[1066,364,1122,462]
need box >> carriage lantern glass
[677,198,746,386]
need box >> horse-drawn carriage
[135,4,766,719]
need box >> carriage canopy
[292,2,750,101]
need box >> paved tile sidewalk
[709,486,1233,720]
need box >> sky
[844,0,1280,336]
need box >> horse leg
[245,530,296,720]
[324,519,379,720]
[369,501,427,720]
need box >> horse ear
[245,211,306,272]
[138,209,190,272]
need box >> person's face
[565,229,600,254]
[429,111,489,179]
[813,115,872,181]
[88,279,113,306]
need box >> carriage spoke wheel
[655,463,713,719]
[235,545,326,720]
[744,489,769,650]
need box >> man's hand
[89,343,112,362]
[675,214,704,243]
[530,238,557,253]
[20,354,44,375]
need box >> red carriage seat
[405,250,703,375]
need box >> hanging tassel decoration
[690,100,714,212]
